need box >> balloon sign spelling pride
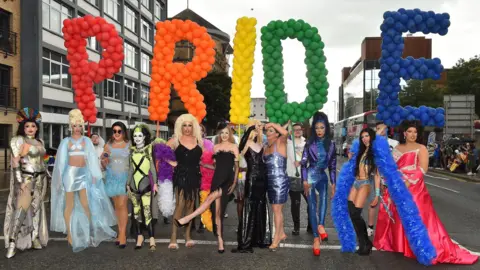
[261,20,329,124]
[378,9,450,127]
[149,20,216,123]
[63,15,124,124]
[230,17,257,125]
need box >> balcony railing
[0,29,17,56]
[0,85,17,108]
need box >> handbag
[289,177,303,192]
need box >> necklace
[113,140,123,145]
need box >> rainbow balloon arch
[62,8,450,133]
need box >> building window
[103,0,120,21]
[104,75,121,100]
[42,0,73,35]
[124,79,138,104]
[85,0,99,7]
[141,52,151,74]
[42,49,71,89]
[141,18,152,43]
[141,85,149,107]
[124,5,137,33]
[124,42,138,69]
[124,43,138,69]
[141,0,150,9]
[154,1,161,19]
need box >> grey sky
[168,0,479,122]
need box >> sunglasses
[113,129,122,134]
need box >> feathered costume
[332,136,436,266]
[51,136,117,252]
[199,138,214,232]
[153,139,176,217]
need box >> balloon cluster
[261,19,329,124]
[377,9,450,127]
[150,19,215,123]
[63,15,124,124]
[230,17,257,124]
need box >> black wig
[355,127,377,177]
[399,120,424,144]
[308,111,331,152]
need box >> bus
[333,110,377,155]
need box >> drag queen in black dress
[232,125,272,253]
[175,122,239,253]
[167,114,203,250]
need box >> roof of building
[170,8,232,51]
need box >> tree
[399,79,445,108]
[197,73,232,132]
[445,55,480,117]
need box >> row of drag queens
[4,107,478,266]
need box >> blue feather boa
[332,139,359,253]
[332,136,436,266]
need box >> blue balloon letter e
[377,9,450,127]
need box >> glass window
[124,79,137,104]
[42,58,50,84]
[141,85,149,107]
[104,75,121,100]
[124,5,137,33]
[103,0,120,20]
[42,48,71,88]
[141,0,150,8]
[42,0,72,35]
[141,52,151,74]
[124,42,138,69]
[141,19,152,43]
[51,124,61,148]
[86,0,99,7]
[154,1,161,19]
[42,124,51,148]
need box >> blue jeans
[307,168,328,238]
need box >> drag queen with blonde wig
[167,114,203,250]
[4,108,48,258]
[51,109,116,252]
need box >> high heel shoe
[313,238,321,256]
[135,236,144,250]
[269,235,287,252]
[320,233,329,242]
[115,241,119,246]
[218,249,225,254]
[174,219,187,228]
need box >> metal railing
[0,85,17,108]
[0,29,17,56]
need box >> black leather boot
[350,206,372,256]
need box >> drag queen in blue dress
[51,109,116,252]
[263,122,289,251]
[300,112,336,256]
[102,121,130,248]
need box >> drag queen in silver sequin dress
[4,108,48,258]
[263,122,289,251]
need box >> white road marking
[1,236,478,256]
[425,182,460,193]
[425,174,450,181]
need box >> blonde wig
[246,119,263,144]
[68,109,85,134]
[173,114,203,149]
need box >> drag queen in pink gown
[374,120,478,265]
